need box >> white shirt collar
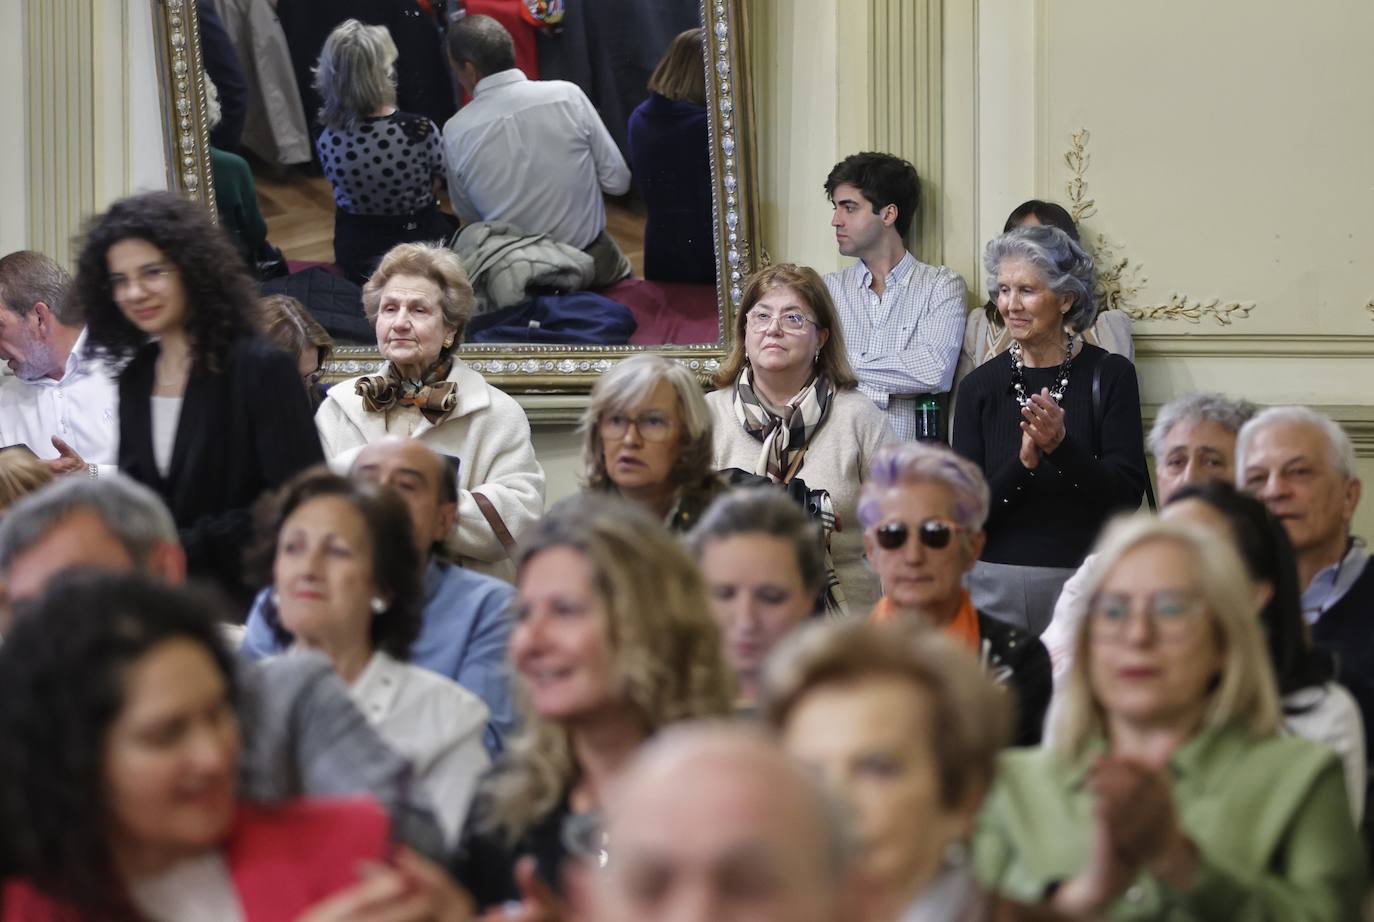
[473,68,528,97]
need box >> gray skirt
[965,560,1077,637]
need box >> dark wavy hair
[247,466,422,659]
[74,191,256,374]
[1166,481,1333,704]
[0,571,239,919]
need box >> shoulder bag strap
[471,490,517,556]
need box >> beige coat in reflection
[315,358,546,581]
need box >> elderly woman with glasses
[974,516,1366,920]
[953,225,1146,636]
[707,263,892,615]
[860,441,1050,746]
[580,353,723,531]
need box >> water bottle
[915,395,942,442]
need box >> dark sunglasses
[874,520,957,551]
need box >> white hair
[1235,406,1357,481]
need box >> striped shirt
[823,252,967,441]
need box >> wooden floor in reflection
[252,160,647,278]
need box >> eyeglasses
[745,308,820,335]
[1088,590,1205,640]
[873,519,961,551]
[599,411,676,443]
[109,264,176,299]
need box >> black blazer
[117,335,324,604]
[977,611,1052,746]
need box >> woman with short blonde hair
[975,515,1364,920]
[579,353,718,529]
[0,448,53,518]
[454,493,734,910]
[707,263,889,615]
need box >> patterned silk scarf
[732,368,835,482]
[732,368,849,615]
[356,356,458,424]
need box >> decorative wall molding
[870,0,943,266]
[25,0,97,267]
[1064,129,1255,326]
[1133,333,1374,359]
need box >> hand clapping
[1020,388,1066,456]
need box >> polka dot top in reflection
[317,111,445,216]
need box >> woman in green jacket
[974,515,1366,921]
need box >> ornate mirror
[152,0,760,394]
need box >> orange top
[869,590,981,651]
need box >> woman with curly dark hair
[249,466,490,846]
[0,571,394,918]
[73,190,324,608]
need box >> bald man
[592,724,861,922]
[242,436,516,753]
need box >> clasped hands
[1052,755,1199,915]
[1018,389,1066,470]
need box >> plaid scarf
[732,369,834,482]
[356,356,458,424]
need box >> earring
[370,596,387,614]
[443,334,455,348]
[270,589,280,607]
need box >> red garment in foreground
[2,797,390,921]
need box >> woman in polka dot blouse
[313,19,453,285]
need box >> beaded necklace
[1010,332,1075,407]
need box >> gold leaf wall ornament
[1366,300,1374,320]
[1123,296,1255,326]
[1063,129,1254,326]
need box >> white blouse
[150,395,183,478]
[130,852,243,921]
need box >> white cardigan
[350,651,491,846]
[705,386,893,615]
[316,359,546,580]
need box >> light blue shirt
[242,559,516,754]
[1302,540,1370,625]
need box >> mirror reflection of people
[589,724,861,922]
[580,353,722,529]
[249,467,491,846]
[767,621,1063,922]
[860,442,1051,746]
[257,294,334,408]
[974,516,1366,919]
[952,225,1146,635]
[452,494,733,912]
[627,28,715,284]
[315,243,545,580]
[313,19,452,286]
[822,152,966,442]
[688,488,826,711]
[75,191,325,608]
[708,263,892,616]
[0,572,396,917]
[0,250,118,476]
[443,15,633,288]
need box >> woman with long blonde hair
[452,492,734,911]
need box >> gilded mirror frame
[154,0,761,394]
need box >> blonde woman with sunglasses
[859,441,1051,746]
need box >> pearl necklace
[1010,333,1075,407]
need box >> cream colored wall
[0,3,28,256]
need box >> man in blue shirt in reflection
[243,436,516,754]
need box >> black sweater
[953,344,1146,568]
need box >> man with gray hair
[1237,406,1371,743]
[587,723,860,922]
[0,250,117,477]
[1040,392,1256,682]
[0,474,446,859]
[442,15,633,287]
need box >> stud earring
[370,596,387,614]
[443,334,455,348]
